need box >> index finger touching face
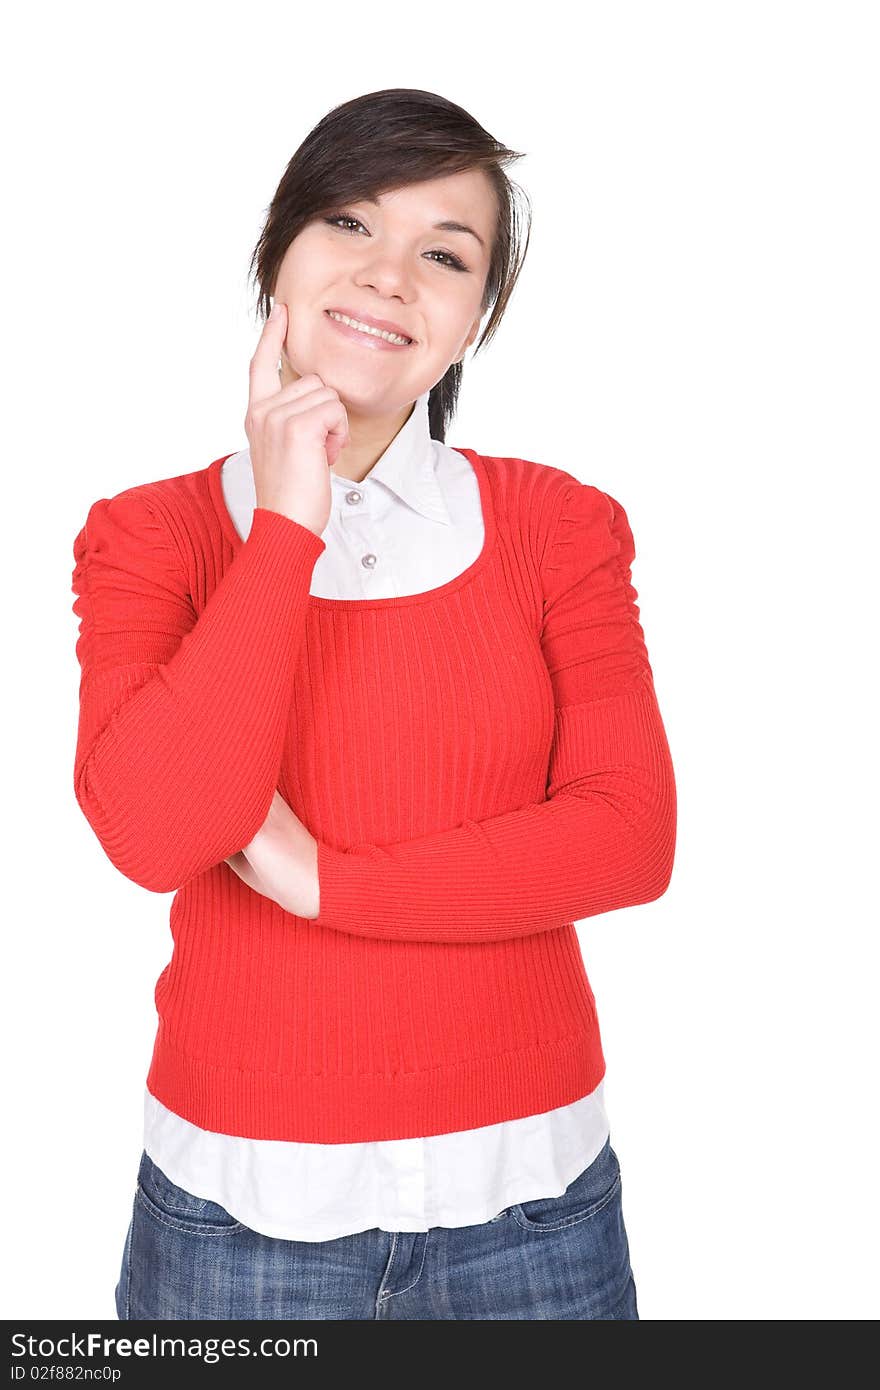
[248,301,288,405]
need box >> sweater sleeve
[71,486,325,893]
[313,480,677,944]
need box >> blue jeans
[115,1134,638,1320]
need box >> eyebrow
[362,197,486,251]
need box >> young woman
[71,87,676,1321]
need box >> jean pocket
[135,1150,245,1234]
[509,1136,622,1233]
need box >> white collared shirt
[142,388,610,1240]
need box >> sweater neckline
[206,445,498,610]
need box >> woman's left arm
[227,483,677,943]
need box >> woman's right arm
[71,302,348,894]
[72,494,325,894]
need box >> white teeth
[327,310,412,345]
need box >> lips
[325,306,416,343]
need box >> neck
[330,400,416,483]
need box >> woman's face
[272,169,496,416]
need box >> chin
[328,374,409,414]
[290,345,411,411]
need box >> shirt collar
[330,388,451,525]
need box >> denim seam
[377,1232,429,1301]
[122,1195,135,1320]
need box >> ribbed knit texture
[71,448,676,1143]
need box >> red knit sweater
[71,446,676,1143]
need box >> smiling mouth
[324,309,414,346]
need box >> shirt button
[361,553,377,569]
[345,490,363,505]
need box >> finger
[248,302,289,407]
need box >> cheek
[283,311,315,361]
[433,296,478,348]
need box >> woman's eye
[322,214,468,272]
[325,214,363,234]
[427,249,467,270]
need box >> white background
[3,0,877,1321]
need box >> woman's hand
[245,301,349,537]
[225,790,320,919]
[224,850,268,898]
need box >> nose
[355,250,415,302]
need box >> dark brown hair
[247,88,531,441]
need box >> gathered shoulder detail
[71,486,194,673]
[543,479,633,588]
[539,478,652,706]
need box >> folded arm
[312,677,675,943]
[71,487,325,893]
